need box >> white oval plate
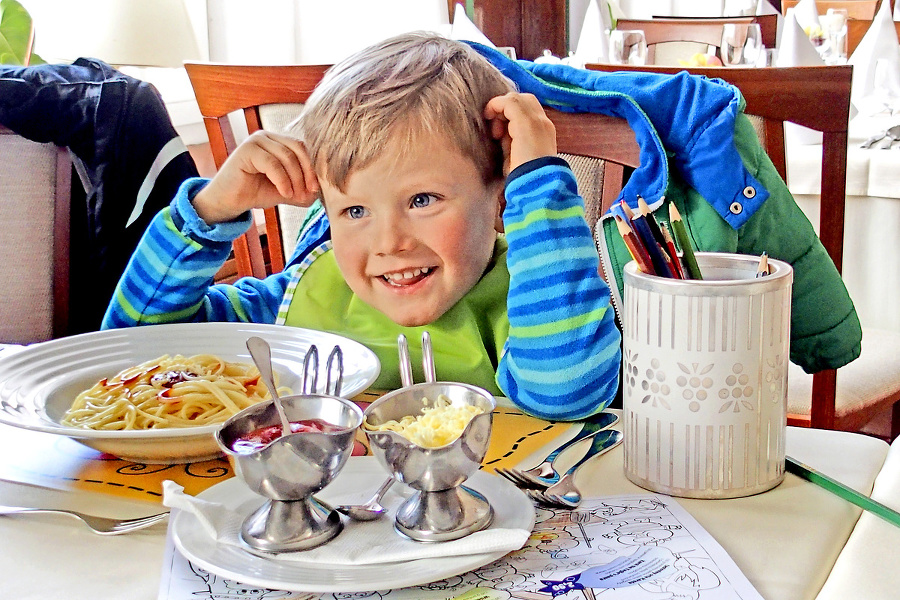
[172,457,535,593]
[0,323,380,463]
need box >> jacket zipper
[593,213,624,329]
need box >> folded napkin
[572,0,612,66]
[848,0,900,115]
[449,3,495,48]
[791,0,821,32]
[164,478,531,566]
[778,9,825,145]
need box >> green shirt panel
[283,238,510,393]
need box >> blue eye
[345,206,368,219]
[411,193,436,209]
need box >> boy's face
[320,134,503,327]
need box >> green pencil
[668,203,703,280]
[786,456,900,529]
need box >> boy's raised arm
[488,94,621,420]
[103,131,320,330]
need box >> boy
[103,33,622,421]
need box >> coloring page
[159,494,763,600]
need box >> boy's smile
[320,133,503,327]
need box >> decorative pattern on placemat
[0,403,571,504]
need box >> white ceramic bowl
[0,322,380,463]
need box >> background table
[787,113,900,334]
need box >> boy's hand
[484,93,557,175]
[192,131,320,224]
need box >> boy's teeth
[384,267,430,281]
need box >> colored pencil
[756,252,770,278]
[660,224,686,279]
[668,204,703,280]
[637,196,667,248]
[630,211,675,278]
[786,456,900,529]
[614,215,656,274]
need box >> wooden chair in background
[587,62,900,439]
[848,19,900,54]
[782,0,879,20]
[614,15,778,64]
[184,62,330,281]
[0,125,70,343]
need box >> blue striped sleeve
[102,178,294,329]
[497,158,621,420]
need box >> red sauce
[231,419,345,454]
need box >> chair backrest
[184,62,330,281]
[848,18,900,54]
[545,110,641,227]
[0,125,71,343]
[782,0,879,20]
[184,62,641,279]
[615,15,778,64]
[587,62,853,430]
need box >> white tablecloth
[0,420,892,600]
[787,114,900,333]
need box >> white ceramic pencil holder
[622,252,792,499]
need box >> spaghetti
[61,354,285,431]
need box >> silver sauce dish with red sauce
[215,393,363,553]
[230,418,344,455]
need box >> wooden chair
[848,19,900,54]
[614,15,778,64]
[0,125,70,343]
[782,0,879,20]
[184,63,330,281]
[184,62,640,279]
[546,111,640,227]
[587,62,900,439]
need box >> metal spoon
[246,336,292,437]
[397,334,414,387]
[335,477,395,521]
[879,124,900,149]
[421,331,436,383]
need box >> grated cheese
[365,394,484,448]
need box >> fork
[526,429,623,509]
[495,411,618,488]
[0,504,169,535]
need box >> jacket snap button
[742,186,756,199]
[729,201,743,215]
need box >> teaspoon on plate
[335,477,395,521]
[881,125,900,149]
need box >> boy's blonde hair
[290,32,515,191]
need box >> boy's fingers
[243,132,318,202]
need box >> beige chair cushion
[0,135,59,344]
[788,328,900,422]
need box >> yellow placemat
[0,403,572,504]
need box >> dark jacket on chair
[0,57,199,334]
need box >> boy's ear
[493,185,505,233]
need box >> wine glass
[720,23,763,67]
[609,29,648,66]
